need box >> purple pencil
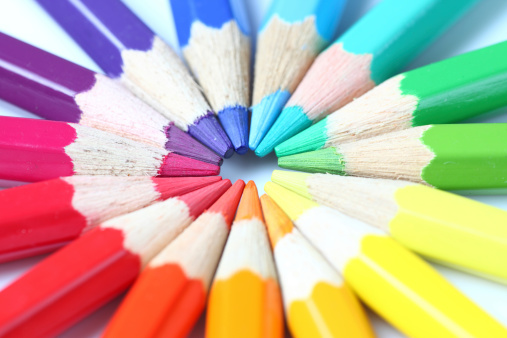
[0,33,221,166]
[36,0,234,158]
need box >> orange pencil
[206,181,284,338]
[103,180,245,338]
[260,194,374,338]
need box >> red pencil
[103,180,245,338]
[0,179,231,337]
[0,175,221,263]
[0,116,219,182]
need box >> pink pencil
[0,116,220,182]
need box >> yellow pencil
[206,181,284,338]
[260,194,374,338]
[272,170,507,285]
[265,181,507,338]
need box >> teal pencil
[255,0,478,157]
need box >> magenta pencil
[0,116,220,182]
[36,0,234,158]
[0,33,222,166]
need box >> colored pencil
[36,0,234,158]
[0,116,219,183]
[276,40,507,157]
[256,0,478,156]
[170,0,251,155]
[0,175,220,263]
[206,181,283,338]
[279,123,507,192]
[249,0,346,151]
[273,170,507,284]
[260,194,374,338]
[0,180,231,337]
[0,33,221,166]
[103,180,244,338]
[265,182,507,338]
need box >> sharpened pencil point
[260,194,294,249]
[271,170,312,200]
[275,117,329,157]
[166,124,223,166]
[235,181,263,222]
[278,147,345,174]
[188,112,234,158]
[152,176,222,200]
[256,106,312,157]
[264,182,318,221]
[208,180,245,226]
[249,90,291,151]
[159,153,220,177]
[218,106,249,155]
[180,179,232,218]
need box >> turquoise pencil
[255,0,478,157]
[249,0,346,152]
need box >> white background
[1,0,507,336]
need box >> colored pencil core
[188,112,234,158]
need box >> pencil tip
[275,118,329,157]
[249,90,291,151]
[159,153,220,177]
[235,181,263,222]
[264,182,318,221]
[260,194,294,248]
[152,176,222,200]
[278,147,344,174]
[180,179,232,218]
[271,170,312,199]
[218,106,249,155]
[165,124,223,166]
[208,179,245,225]
[188,112,234,158]
[255,106,312,157]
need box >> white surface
[1,0,507,337]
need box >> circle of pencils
[1,0,507,336]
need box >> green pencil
[275,41,507,157]
[279,124,507,193]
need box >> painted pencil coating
[260,194,374,338]
[257,0,478,157]
[0,116,219,182]
[0,180,231,337]
[36,0,154,78]
[0,176,220,263]
[170,0,251,154]
[104,180,243,338]
[207,182,284,338]
[249,0,346,152]
[265,182,507,338]
[276,40,507,157]
[36,0,234,158]
[0,33,222,166]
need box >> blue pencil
[170,0,251,155]
[249,0,347,153]
[36,0,234,158]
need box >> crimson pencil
[0,116,219,182]
[0,33,221,166]
[0,175,220,263]
[0,179,231,337]
[103,180,245,338]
